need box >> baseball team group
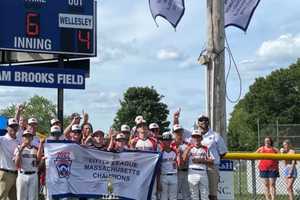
[0,105,228,200]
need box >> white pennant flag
[149,0,185,28]
[225,0,261,31]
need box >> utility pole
[206,0,226,141]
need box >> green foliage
[0,95,57,134]
[228,59,300,151]
[113,86,170,132]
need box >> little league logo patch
[54,151,72,178]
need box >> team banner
[44,142,160,200]
[224,0,261,31]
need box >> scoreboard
[0,0,96,56]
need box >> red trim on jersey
[131,136,157,151]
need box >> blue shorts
[259,170,279,178]
[283,166,297,178]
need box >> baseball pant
[0,170,17,200]
[188,170,209,200]
[160,174,177,200]
[152,177,159,200]
[207,166,220,197]
[178,170,191,200]
[16,172,38,200]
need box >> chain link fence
[234,160,300,200]
[258,122,300,151]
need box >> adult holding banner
[198,115,228,200]
[44,141,160,200]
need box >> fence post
[257,119,260,148]
[251,160,256,199]
[276,119,279,146]
[238,160,242,197]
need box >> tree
[0,95,57,134]
[228,59,300,151]
[113,86,170,132]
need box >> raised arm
[64,118,76,139]
[173,108,181,125]
[37,138,45,161]
[15,104,24,123]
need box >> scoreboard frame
[0,0,97,57]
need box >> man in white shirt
[198,115,228,200]
[0,118,19,200]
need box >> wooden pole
[206,0,226,141]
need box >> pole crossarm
[223,152,300,160]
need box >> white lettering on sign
[14,37,52,50]
[24,0,47,3]
[14,72,55,84]
[59,14,93,29]
[57,74,84,85]
[0,71,11,81]
[68,0,82,7]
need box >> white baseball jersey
[188,146,209,170]
[0,134,18,170]
[135,138,156,151]
[201,129,227,165]
[161,150,177,175]
[14,145,38,172]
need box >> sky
[1,0,300,132]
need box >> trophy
[102,178,119,200]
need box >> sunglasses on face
[73,131,82,134]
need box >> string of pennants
[149,0,261,32]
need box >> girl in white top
[159,132,180,200]
[182,130,214,200]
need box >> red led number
[26,12,39,37]
[78,30,91,50]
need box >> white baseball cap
[121,124,130,132]
[22,130,33,136]
[50,125,61,133]
[116,133,126,140]
[135,115,147,126]
[149,123,159,130]
[161,131,173,140]
[71,124,81,132]
[173,124,183,132]
[28,118,38,125]
[8,118,18,126]
[192,130,202,136]
[50,118,60,125]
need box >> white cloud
[257,34,300,62]
[157,49,182,60]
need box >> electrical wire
[224,33,242,103]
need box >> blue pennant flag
[225,0,261,31]
[149,0,185,28]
